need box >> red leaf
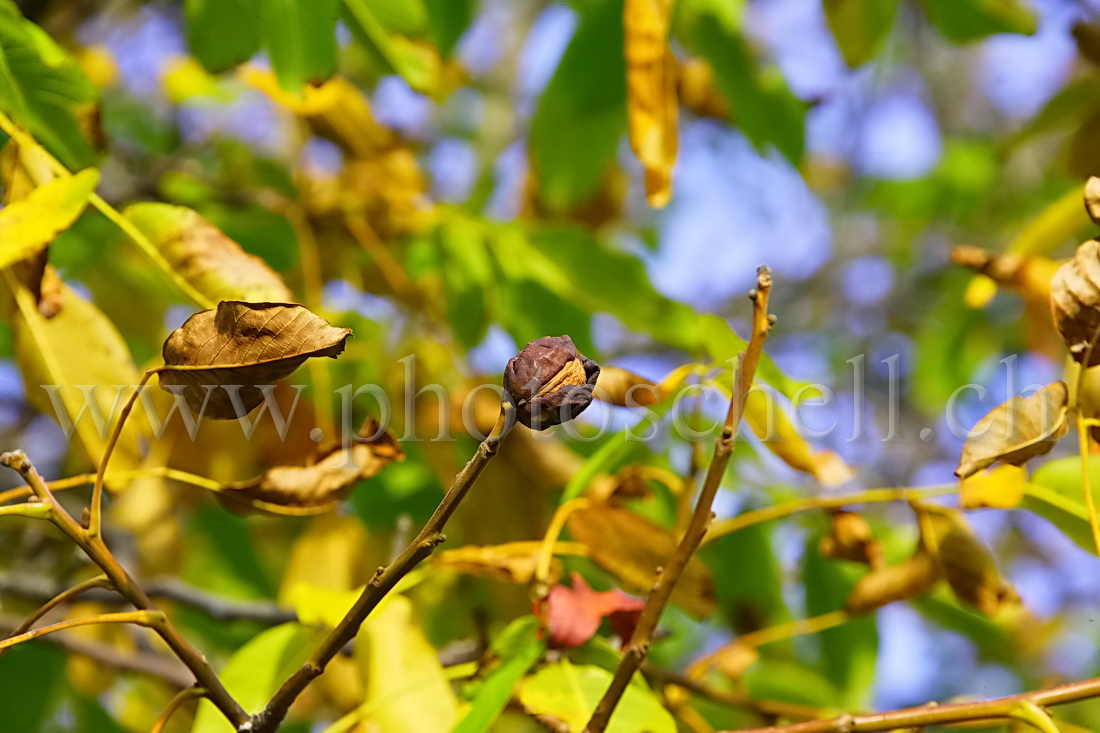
[535,573,645,648]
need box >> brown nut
[503,335,600,430]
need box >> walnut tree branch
[249,402,515,732]
[583,266,775,733]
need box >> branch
[0,613,193,687]
[725,673,1100,732]
[0,451,250,728]
[0,610,164,652]
[0,574,113,651]
[583,266,775,733]
[151,687,208,733]
[249,402,515,732]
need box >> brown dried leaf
[567,504,716,619]
[918,507,1017,616]
[126,204,294,304]
[844,550,939,615]
[159,301,351,419]
[433,541,571,585]
[1051,241,1100,365]
[1086,177,1100,225]
[625,0,678,207]
[819,510,882,568]
[220,418,403,514]
[951,245,1060,304]
[954,381,1068,479]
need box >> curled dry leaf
[819,510,882,569]
[1087,176,1100,225]
[954,381,1068,479]
[534,572,646,648]
[919,506,1017,616]
[433,541,582,585]
[126,203,294,303]
[624,0,678,207]
[1051,241,1100,365]
[567,504,716,619]
[159,301,351,419]
[844,550,939,615]
[951,245,1060,304]
[594,363,696,407]
[219,418,403,514]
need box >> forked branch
[584,265,775,733]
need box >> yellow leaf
[742,389,855,487]
[625,0,678,207]
[358,595,458,732]
[11,282,143,473]
[277,515,369,606]
[286,582,360,628]
[960,464,1028,510]
[0,168,98,269]
[567,504,716,618]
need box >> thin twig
[90,367,161,538]
[151,687,208,733]
[725,673,1100,732]
[0,574,113,650]
[0,610,164,652]
[583,266,775,733]
[0,451,250,727]
[0,613,193,687]
[250,402,515,732]
[642,663,825,722]
[701,486,956,545]
[688,610,851,678]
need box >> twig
[724,673,1100,732]
[90,367,161,538]
[0,451,250,727]
[642,663,825,722]
[0,574,113,649]
[0,614,193,687]
[250,402,515,732]
[151,687,208,733]
[701,486,956,545]
[0,610,164,652]
[583,266,775,733]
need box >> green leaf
[0,0,96,168]
[527,226,700,351]
[185,0,262,72]
[260,0,339,91]
[0,645,66,732]
[920,0,1037,42]
[530,0,626,210]
[687,12,805,164]
[802,542,877,709]
[742,657,841,709]
[823,0,900,67]
[437,217,494,348]
[426,0,476,57]
[342,0,436,92]
[361,0,428,34]
[453,617,546,733]
[517,661,676,733]
[0,168,98,269]
[701,522,790,634]
[1023,455,1100,553]
[192,623,326,732]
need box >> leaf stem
[688,610,851,678]
[0,574,112,653]
[90,367,162,538]
[583,266,775,733]
[250,402,516,732]
[0,610,163,653]
[0,111,213,309]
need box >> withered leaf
[1086,176,1100,225]
[535,572,645,649]
[126,203,294,304]
[433,541,574,585]
[219,419,402,514]
[819,510,881,568]
[567,504,716,619]
[160,301,351,419]
[954,381,1068,479]
[742,389,855,487]
[844,550,939,615]
[918,506,1017,616]
[625,0,678,207]
[594,364,696,407]
[1052,241,1100,365]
